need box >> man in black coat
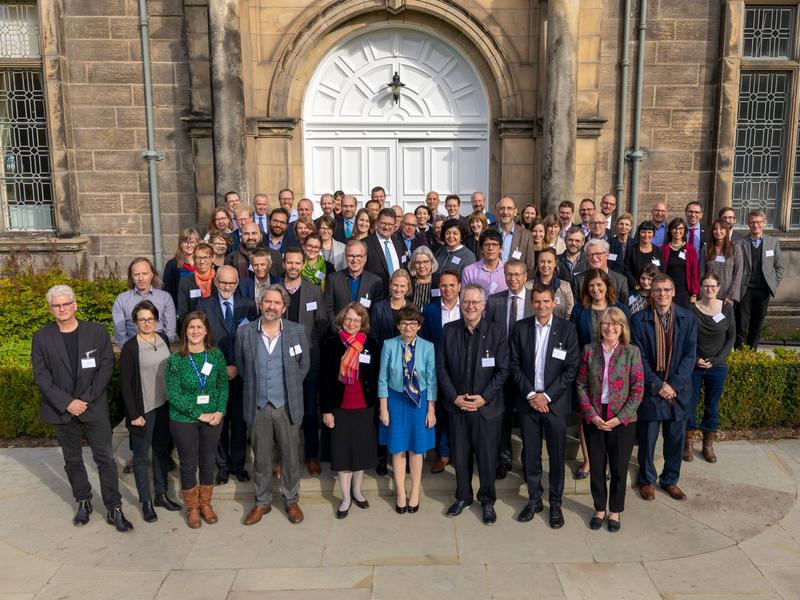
[197,266,259,485]
[437,284,509,525]
[31,284,133,531]
[324,239,384,320]
[364,208,409,290]
[509,283,580,528]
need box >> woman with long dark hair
[701,219,743,304]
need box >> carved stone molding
[248,117,299,138]
[577,117,607,139]
[494,117,539,138]
[386,0,405,15]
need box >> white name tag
[81,358,96,369]
[360,297,372,308]
[315,270,326,280]
[629,295,637,305]
[190,289,202,298]
[481,356,495,368]
[488,281,498,294]
[306,301,317,311]
[712,313,725,323]
[288,344,302,357]
[200,362,213,376]
[766,250,775,257]
[552,348,567,360]
[359,353,371,364]
[196,395,210,405]
[651,258,661,266]
[451,256,461,265]
[511,250,522,260]
[401,255,408,264]
[555,296,561,305]
[608,253,618,261]
[715,255,725,263]
[431,288,441,297]
[678,251,686,260]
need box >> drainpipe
[138,0,165,272]
[628,0,648,225]
[615,0,632,206]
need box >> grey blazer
[737,234,784,296]
[486,289,534,332]
[235,318,310,426]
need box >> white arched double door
[303,27,490,210]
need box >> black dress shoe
[376,459,389,477]
[446,500,473,518]
[154,493,181,511]
[517,500,543,522]
[106,507,133,532]
[495,463,511,480]
[142,500,157,523]
[407,503,419,514]
[335,505,349,520]
[233,470,250,482]
[549,506,564,529]
[352,497,369,509]
[607,517,621,532]
[482,503,497,525]
[589,515,604,530]
[395,499,407,514]
[73,500,92,526]
[215,470,229,485]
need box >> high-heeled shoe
[407,503,419,513]
[395,497,407,514]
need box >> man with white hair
[573,238,629,303]
[470,191,497,225]
[32,285,132,531]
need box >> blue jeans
[689,365,727,432]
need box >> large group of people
[31,188,783,534]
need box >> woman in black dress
[662,217,699,308]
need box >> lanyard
[188,351,209,391]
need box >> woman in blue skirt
[378,305,437,514]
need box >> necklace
[137,333,158,351]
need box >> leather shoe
[272,463,281,479]
[243,505,271,525]
[430,456,449,474]
[335,504,349,520]
[549,506,565,529]
[517,500,544,522]
[407,503,419,514]
[73,500,92,526]
[352,497,369,509]
[639,483,656,500]
[495,463,511,480]
[233,470,250,482]
[446,499,473,517]
[376,458,388,477]
[589,514,604,530]
[286,503,304,524]
[106,507,133,532]
[662,483,686,500]
[215,470,229,485]
[306,460,322,477]
[154,493,181,511]
[482,503,497,525]
[142,500,157,523]
[608,517,621,532]
[122,459,134,474]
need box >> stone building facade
[1,0,799,302]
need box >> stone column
[541,0,578,216]
[208,0,248,204]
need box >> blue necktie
[223,301,233,334]
[384,240,395,275]
[258,216,266,232]
[345,220,353,238]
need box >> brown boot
[702,431,718,463]
[683,429,694,462]
[181,486,201,529]
[198,484,218,524]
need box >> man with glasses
[735,210,784,350]
[684,201,707,258]
[198,266,258,485]
[226,222,283,283]
[650,201,668,246]
[365,207,409,290]
[718,206,743,241]
[462,229,508,296]
[557,226,586,282]
[324,239,384,319]
[573,238,629,303]
[253,194,270,235]
[586,214,624,274]
[279,188,298,223]
[578,199,596,237]
[32,285,132,531]
[395,212,428,262]
[112,257,176,347]
[334,194,358,243]
[267,208,293,253]
[494,196,536,278]
[599,194,617,230]
[631,274,697,501]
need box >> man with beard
[226,222,283,282]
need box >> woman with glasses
[301,233,333,292]
[177,242,217,324]
[408,246,439,310]
[209,233,229,269]
[163,228,201,308]
[435,219,476,276]
[663,217,699,308]
[204,207,234,243]
[318,215,346,271]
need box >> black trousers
[519,409,566,506]
[735,286,771,350]
[498,381,515,468]
[170,420,223,489]
[302,371,320,460]
[130,402,170,503]
[216,376,247,474]
[584,409,637,512]
[449,410,502,505]
[52,416,122,510]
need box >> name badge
[293,344,303,356]
[315,270,326,280]
[306,301,317,311]
[488,281,498,294]
[712,313,725,323]
[715,255,725,263]
[766,249,775,257]
[678,251,686,260]
[360,297,372,308]
[190,288,202,298]
[359,353,371,364]
[81,358,96,369]
[555,296,561,305]
[629,295,637,305]
[608,253,618,261]
[651,258,661,266]
[511,250,522,260]
[431,288,441,297]
[196,395,210,405]
[552,348,567,360]
[451,256,462,265]
[238,318,249,328]
[481,356,495,368]
[200,362,213,376]
[401,255,408,264]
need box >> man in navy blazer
[365,208,409,290]
[197,266,259,485]
[394,211,428,262]
[324,239,384,320]
[509,283,580,528]
[437,284,509,525]
[630,274,697,501]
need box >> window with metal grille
[0,2,52,232]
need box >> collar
[347,270,362,280]
[477,259,503,272]
[259,317,284,335]
[535,315,554,330]
[509,288,526,300]
[133,287,154,296]
[442,298,460,311]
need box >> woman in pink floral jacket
[576,307,644,533]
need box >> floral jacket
[576,342,644,426]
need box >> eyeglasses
[346,254,365,260]
[270,219,288,226]
[136,317,156,324]
[587,252,606,258]
[343,317,362,324]
[216,280,238,287]
[305,244,321,251]
[195,255,212,261]
[399,321,420,328]
[49,300,75,310]
[482,242,501,249]
[462,300,485,306]
[415,258,432,265]
[600,322,621,328]
[402,221,416,227]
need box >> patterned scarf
[302,255,327,292]
[653,304,675,379]
[402,338,422,408]
[339,330,366,384]
[194,267,216,298]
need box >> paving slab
[741,524,800,567]
[556,562,662,600]
[760,566,800,600]
[486,563,566,599]
[154,569,236,600]
[372,565,490,600]
[0,541,59,595]
[232,567,373,592]
[34,565,165,600]
[228,591,371,600]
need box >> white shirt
[441,299,461,325]
[377,233,401,274]
[601,342,618,405]
[533,315,553,398]
[259,319,282,355]
[506,289,526,331]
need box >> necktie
[689,227,696,249]
[384,240,395,275]
[258,216,266,232]
[509,294,519,332]
[223,301,233,334]
[345,220,352,238]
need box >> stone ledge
[0,235,90,254]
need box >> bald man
[197,265,259,484]
[650,201,668,247]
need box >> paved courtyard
[0,439,798,599]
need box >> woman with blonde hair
[163,228,201,308]
[542,214,566,254]
[465,210,489,260]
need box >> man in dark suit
[585,215,625,274]
[365,207,408,290]
[509,283,580,528]
[438,284,509,525]
[485,258,534,479]
[226,222,283,282]
[333,194,357,243]
[557,226,586,283]
[685,201,709,259]
[197,266,259,485]
[313,193,335,231]
[324,239,384,319]
[394,211,428,262]
[266,208,293,254]
[631,274,697,501]
[573,238,629,303]
[31,285,133,531]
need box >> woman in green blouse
[166,310,228,528]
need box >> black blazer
[509,315,580,416]
[284,280,329,370]
[364,234,409,290]
[162,258,181,307]
[333,215,352,244]
[393,231,428,261]
[324,269,384,320]
[318,334,380,412]
[436,318,510,420]
[177,276,217,324]
[119,331,170,434]
[31,321,115,425]
[197,292,258,365]
[370,299,412,345]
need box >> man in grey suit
[493,196,536,278]
[735,209,784,350]
[573,238,629,303]
[236,284,310,525]
[31,285,132,531]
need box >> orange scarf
[194,267,216,298]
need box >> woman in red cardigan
[576,307,644,532]
[662,218,699,307]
